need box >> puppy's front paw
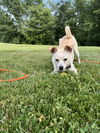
[50,70,58,74]
[74,71,78,74]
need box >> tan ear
[50,47,57,54]
[64,46,72,53]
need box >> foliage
[54,1,76,41]
[0,0,26,43]
[22,4,55,44]
[0,44,100,132]
[0,10,15,43]
[0,0,100,45]
[54,0,100,46]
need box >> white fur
[51,26,80,74]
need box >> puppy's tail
[65,26,72,39]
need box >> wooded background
[0,0,100,46]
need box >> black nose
[59,66,63,70]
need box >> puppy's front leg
[51,60,59,74]
[51,64,58,74]
[69,64,78,74]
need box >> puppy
[51,26,80,74]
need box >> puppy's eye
[56,59,59,62]
[64,58,67,61]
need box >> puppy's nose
[59,66,63,70]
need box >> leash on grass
[74,58,100,64]
[0,59,99,82]
[80,60,100,64]
[0,69,29,82]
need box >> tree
[0,0,26,43]
[53,0,100,46]
[0,0,55,44]
[89,0,100,46]
[22,4,55,44]
[0,0,99,45]
[0,10,16,43]
[54,1,75,41]
[74,0,100,46]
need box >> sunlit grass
[0,43,100,132]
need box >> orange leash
[0,59,100,82]
[0,69,29,82]
[80,60,100,64]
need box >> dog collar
[66,64,71,69]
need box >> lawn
[0,43,100,133]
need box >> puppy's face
[51,46,73,72]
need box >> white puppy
[51,26,80,74]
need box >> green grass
[0,43,100,133]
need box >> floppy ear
[50,47,57,54]
[64,46,72,53]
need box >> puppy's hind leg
[73,37,81,63]
[74,46,81,64]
